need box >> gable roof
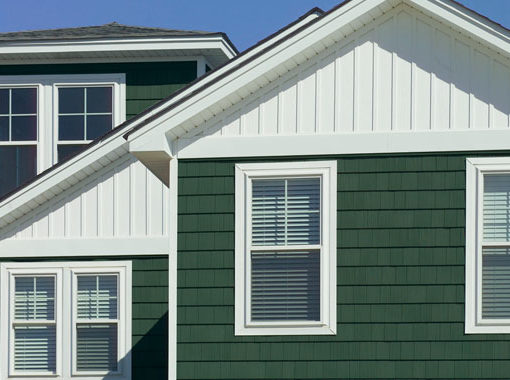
[0,22,222,42]
[1,0,510,229]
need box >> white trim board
[0,237,169,257]
[177,130,510,159]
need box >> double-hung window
[235,161,337,335]
[0,261,131,379]
[466,157,510,333]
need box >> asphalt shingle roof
[0,22,221,42]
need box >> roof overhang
[0,35,237,66]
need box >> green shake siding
[177,154,510,379]
[1,256,168,380]
[0,61,197,119]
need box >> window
[466,157,510,333]
[235,161,336,335]
[0,87,38,198]
[0,261,131,379]
[0,75,125,198]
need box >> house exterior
[2,0,510,379]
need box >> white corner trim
[177,131,510,159]
[0,237,169,257]
[465,156,510,334]
[168,156,178,380]
[234,160,337,336]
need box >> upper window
[0,261,131,379]
[0,74,125,198]
[466,157,510,333]
[235,161,337,335]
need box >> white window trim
[0,261,132,380]
[0,74,126,171]
[466,157,510,334]
[234,160,337,336]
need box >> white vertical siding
[192,4,510,139]
[0,155,168,240]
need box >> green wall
[2,255,168,380]
[0,61,197,119]
[177,153,510,380]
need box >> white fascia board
[177,130,510,159]
[408,0,510,59]
[125,0,388,144]
[0,36,237,59]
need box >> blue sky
[1,0,510,52]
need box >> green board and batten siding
[0,61,197,119]
[1,256,168,380]
[177,153,510,380]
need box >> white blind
[77,275,118,319]
[14,326,56,372]
[13,276,56,373]
[15,277,55,320]
[250,177,321,321]
[252,178,320,246]
[482,175,510,319]
[76,324,117,372]
[76,274,118,372]
[251,250,320,321]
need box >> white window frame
[466,157,510,333]
[234,161,337,336]
[0,74,126,172]
[0,261,132,380]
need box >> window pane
[482,248,510,319]
[57,144,85,162]
[252,179,285,246]
[484,174,510,241]
[59,87,84,113]
[15,276,55,320]
[87,115,112,140]
[252,178,320,246]
[76,324,117,372]
[0,116,8,140]
[11,115,37,141]
[251,250,320,321]
[11,88,37,114]
[14,325,56,372]
[77,275,118,319]
[0,89,8,114]
[59,115,84,140]
[0,145,37,199]
[87,87,112,113]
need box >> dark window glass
[11,88,37,114]
[59,115,84,140]
[87,87,112,113]
[11,116,37,141]
[0,116,8,141]
[87,115,112,140]
[0,145,37,199]
[59,88,84,113]
[57,144,85,162]
[0,89,8,114]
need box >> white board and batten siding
[0,155,169,257]
[180,3,510,157]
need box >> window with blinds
[481,174,510,319]
[0,261,131,379]
[12,276,56,374]
[251,178,321,321]
[75,275,119,373]
[235,161,337,336]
